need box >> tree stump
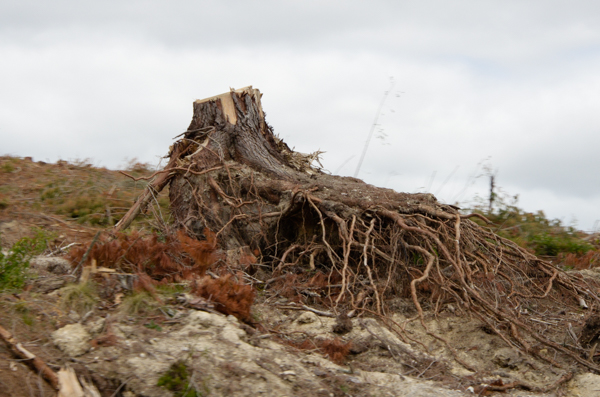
[118,86,600,375]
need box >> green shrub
[464,192,594,257]
[529,233,593,256]
[0,231,48,291]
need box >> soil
[2,243,600,397]
[2,153,600,396]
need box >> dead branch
[0,324,59,390]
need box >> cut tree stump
[115,86,600,380]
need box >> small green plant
[530,232,593,257]
[144,320,162,332]
[59,282,99,315]
[157,361,202,397]
[0,230,48,291]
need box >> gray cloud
[1,0,600,229]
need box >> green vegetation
[59,282,99,315]
[0,230,48,291]
[466,191,597,263]
[157,361,205,397]
[144,320,163,331]
[13,301,35,326]
[1,161,15,173]
[120,285,184,318]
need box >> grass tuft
[59,282,99,315]
[119,290,160,316]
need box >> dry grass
[0,155,168,228]
[59,281,99,315]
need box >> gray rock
[52,323,92,357]
[31,256,72,274]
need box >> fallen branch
[0,324,59,390]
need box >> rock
[568,373,600,397]
[31,256,72,274]
[295,311,319,324]
[52,323,92,357]
[86,317,106,336]
[32,276,66,293]
[492,347,522,370]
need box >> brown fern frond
[177,228,221,276]
[319,338,352,364]
[191,274,255,323]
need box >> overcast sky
[1,1,599,230]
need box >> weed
[0,230,48,291]
[68,229,220,282]
[119,290,160,316]
[559,251,600,270]
[320,338,353,364]
[156,283,186,296]
[144,320,163,332]
[157,361,203,397]
[59,282,98,315]
[530,232,593,256]
[251,311,262,322]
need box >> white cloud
[1,0,599,229]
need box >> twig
[49,242,81,256]
[72,231,101,274]
[109,376,133,397]
[277,304,335,317]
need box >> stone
[31,256,72,274]
[52,323,92,357]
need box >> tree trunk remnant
[118,86,600,376]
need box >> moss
[157,362,203,397]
